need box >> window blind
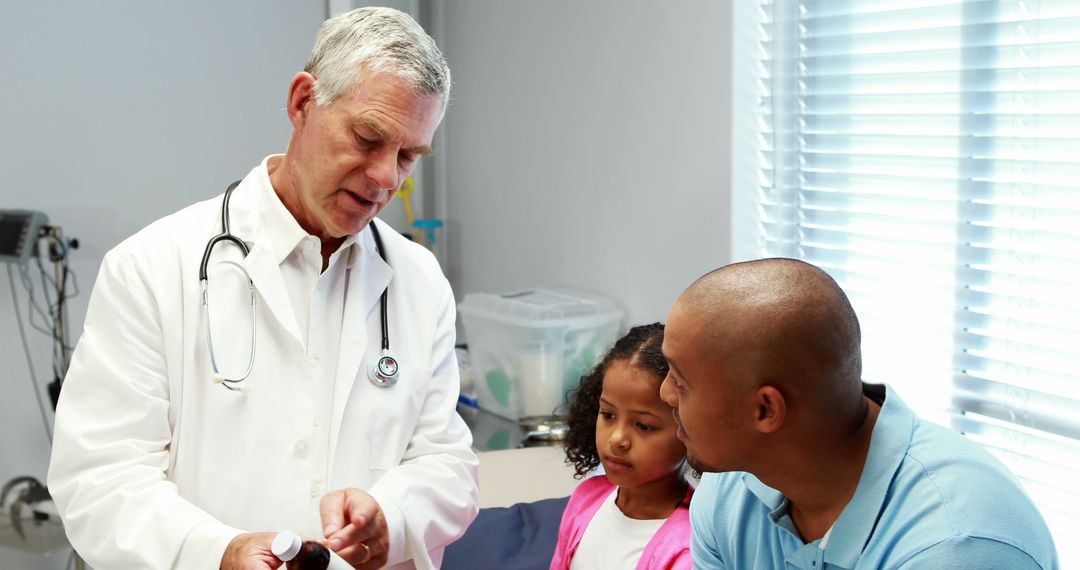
[756,0,1080,563]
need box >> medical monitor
[0,210,48,265]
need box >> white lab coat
[47,163,479,569]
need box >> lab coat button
[313,417,321,428]
[311,348,321,360]
[294,441,309,458]
[310,482,323,497]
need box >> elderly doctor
[47,7,478,570]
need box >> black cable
[52,241,70,376]
[18,263,55,338]
[7,265,53,444]
[32,237,80,304]
[18,250,76,352]
[20,263,67,385]
[368,222,390,351]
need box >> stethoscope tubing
[201,180,397,392]
[200,181,248,281]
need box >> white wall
[730,0,765,263]
[0,2,325,567]
[438,1,733,327]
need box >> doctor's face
[280,70,444,241]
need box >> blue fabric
[443,496,569,570]
[691,384,1059,569]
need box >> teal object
[485,430,511,451]
[486,369,511,407]
[412,218,444,246]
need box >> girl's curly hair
[563,322,668,478]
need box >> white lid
[271,530,302,562]
[459,288,622,327]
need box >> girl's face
[595,359,687,488]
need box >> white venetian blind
[756,0,1080,564]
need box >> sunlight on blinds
[756,0,1080,563]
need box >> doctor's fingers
[320,487,376,536]
[220,532,284,570]
[327,507,389,567]
[327,507,388,551]
[335,531,389,570]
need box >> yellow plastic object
[395,176,416,224]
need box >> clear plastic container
[458,289,623,421]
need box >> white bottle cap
[271,530,302,562]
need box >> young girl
[551,323,693,570]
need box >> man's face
[659,302,752,473]
[285,71,444,240]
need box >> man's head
[274,7,450,244]
[659,258,864,473]
[304,8,451,108]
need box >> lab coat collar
[223,157,395,458]
[232,156,367,348]
[328,219,394,465]
[253,155,361,267]
[219,159,303,347]
[254,155,308,267]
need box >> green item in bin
[486,369,511,407]
[486,430,511,451]
[563,346,598,393]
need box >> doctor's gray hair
[304,7,451,107]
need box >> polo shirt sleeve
[689,475,728,570]
[898,536,1047,569]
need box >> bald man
[659,259,1058,569]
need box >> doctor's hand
[221,532,283,569]
[320,487,389,569]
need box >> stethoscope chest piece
[369,351,400,387]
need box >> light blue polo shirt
[690,384,1059,569]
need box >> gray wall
[0,2,325,567]
[438,1,733,327]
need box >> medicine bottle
[271,530,332,570]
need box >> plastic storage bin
[458,289,623,421]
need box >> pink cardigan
[549,475,694,570]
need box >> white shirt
[570,488,666,570]
[256,170,358,499]
[47,156,479,569]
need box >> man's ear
[752,385,786,434]
[286,71,317,130]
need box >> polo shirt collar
[742,473,802,540]
[738,383,914,570]
[823,383,916,569]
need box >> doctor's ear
[286,71,317,129]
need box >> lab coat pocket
[364,364,434,472]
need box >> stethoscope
[199,181,400,392]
